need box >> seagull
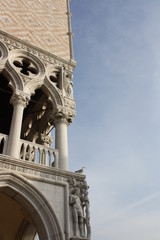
[75,167,85,174]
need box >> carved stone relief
[53,107,75,125]
[68,177,91,239]
[64,70,74,99]
[0,31,76,71]
[8,49,46,85]
[0,38,76,119]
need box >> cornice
[0,30,76,71]
[0,154,85,183]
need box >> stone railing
[0,133,8,154]
[19,139,58,168]
[0,133,58,168]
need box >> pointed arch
[0,41,9,72]
[0,172,64,240]
[4,61,24,91]
[24,78,63,108]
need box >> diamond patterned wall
[0,0,71,60]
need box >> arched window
[0,73,13,135]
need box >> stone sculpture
[69,177,91,239]
[69,187,84,237]
[83,196,91,239]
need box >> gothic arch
[0,41,9,72]
[24,75,63,109]
[4,59,24,91]
[0,171,64,240]
[22,59,64,110]
[0,41,63,109]
[43,77,63,107]
[2,48,46,93]
[44,64,64,106]
[0,41,19,92]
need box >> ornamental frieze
[0,160,69,183]
[0,30,76,72]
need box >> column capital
[53,108,74,126]
[10,91,30,107]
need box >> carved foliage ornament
[10,90,30,107]
[53,107,75,125]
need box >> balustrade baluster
[49,151,52,166]
[2,138,7,154]
[18,139,58,168]
[39,149,42,164]
[33,147,37,163]
[54,152,58,168]
[22,144,26,160]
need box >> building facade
[0,1,90,239]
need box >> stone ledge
[71,238,89,240]
[0,154,85,183]
[0,30,76,70]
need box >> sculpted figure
[84,197,91,239]
[69,187,84,237]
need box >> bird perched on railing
[75,167,85,174]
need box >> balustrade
[0,133,58,168]
[0,133,8,154]
[19,139,58,167]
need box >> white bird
[75,167,85,174]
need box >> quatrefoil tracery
[50,72,59,84]
[13,58,38,76]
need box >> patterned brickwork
[0,0,71,60]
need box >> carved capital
[53,108,75,126]
[10,91,30,107]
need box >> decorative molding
[53,106,76,125]
[64,97,76,110]
[66,0,74,60]
[0,155,85,183]
[70,238,89,240]
[0,34,76,118]
[8,49,46,84]
[0,172,64,240]
[0,30,76,71]
[0,160,65,182]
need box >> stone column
[7,91,29,158]
[54,116,69,170]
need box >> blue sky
[69,1,160,239]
